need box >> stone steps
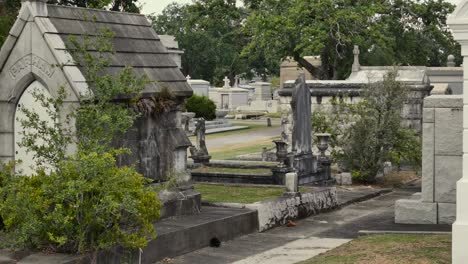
[6,207,258,264]
[140,207,258,263]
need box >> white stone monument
[186,75,210,97]
[448,3,468,262]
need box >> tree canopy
[153,0,460,82]
[151,0,255,86]
[243,0,460,79]
[0,0,461,82]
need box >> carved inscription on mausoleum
[9,55,55,79]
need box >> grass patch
[377,171,420,188]
[188,122,277,141]
[195,184,311,203]
[210,139,277,160]
[191,167,272,175]
[298,234,451,264]
[264,112,283,118]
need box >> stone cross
[186,75,191,81]
[223,76,230,88]
[352,45,360,72]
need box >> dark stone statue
[190,118,211,164]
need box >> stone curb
[338,188,392,207]
[202,188,393,209]
[358,230,452,236]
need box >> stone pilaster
[448,4,468,262]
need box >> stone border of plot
[203,186,392,232]
[191,171,275,185]
[203,187,338,232]
[358,230,452,236]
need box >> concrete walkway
[157,187,451,264]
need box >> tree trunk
[295,56,322,79]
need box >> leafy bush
[311,70,422,182]
[185,94,216,120]
[340,70,421,182]
[0,28,160,255]
[0,151,159,253]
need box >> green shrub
[0,151,160,253]
[0,27,161,255]
[185,94,216,120]
[340,69,422,182]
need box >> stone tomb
[209,76,249,110]
[186,75,210,97]
[0,0,199,217]
[395,95,462,224]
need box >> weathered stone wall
[246,187,337,231]
[117,107,191,182]
[395,95,463,224]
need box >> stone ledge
[438,203,456,225]
[424,95,462,108]
[395,199,437,224]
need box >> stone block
[421,123,434,202]
[395,199,437,224]
[434,108,463,155]
[285,172,298,193]
[0,133,14,158]
[435,155,462,203]
[0,103,15,133]
[423,108,434,123]
[424,95,463,108]
[411,192,422,200]
[339,172,352,185]
[438,202,456,224]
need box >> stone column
[448,4,468,262]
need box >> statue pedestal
[190,154,211,164]
[272,166,294,185]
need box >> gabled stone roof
[0,1,192,99]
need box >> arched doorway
[14,81,54,175]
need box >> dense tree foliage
[151,0,257,86]
[153,0,460,82]
[0,0,140,47]
[243,0,460,79]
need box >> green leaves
[0,27,159,254]
[151,0,253,85]
[185,95,217,120]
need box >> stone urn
[316,133,331,158]
[215,109,229,119]
[181,112,196,132]
[273,140,289,167]
[182,112,196,120]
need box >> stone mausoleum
[0,0,195,192]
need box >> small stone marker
[267,117,272,127]
[338,172,352,185]
[285,172,299,194]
